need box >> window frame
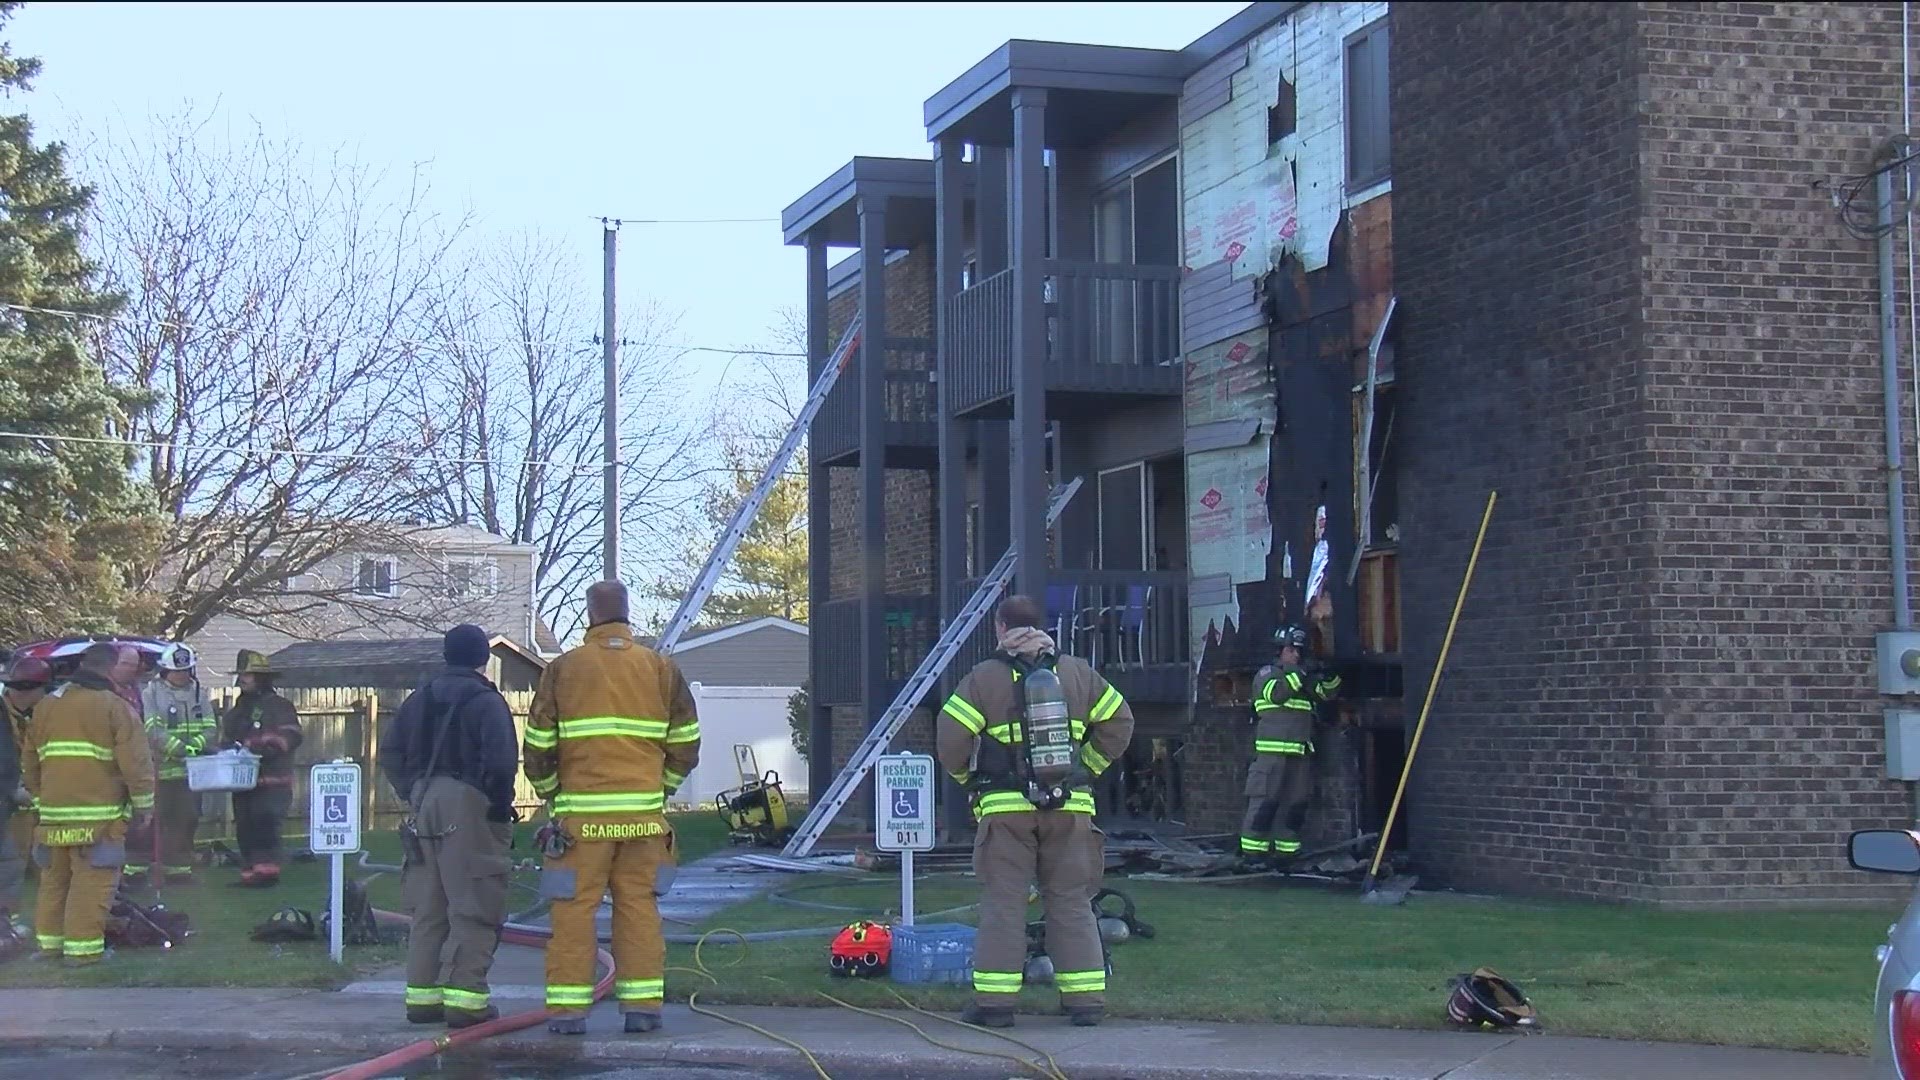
[354,556,399,598]
[444,556,500,601]
[1344,16,1393,191]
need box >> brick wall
[1395,1,1915,904]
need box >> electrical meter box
[1887,711,1920,781]
[1879,632,1920,696]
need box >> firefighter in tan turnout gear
[1240,625,1341,865]
[22,643,154,963]
[936,594,1134,1029]
[525,581,701,1036]
[127,643,215,886]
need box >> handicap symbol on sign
[891,788,920,819]
[323,793,349,825]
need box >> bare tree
[408,231,703,641]
[83,109,472,639]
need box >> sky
[15,1,1249,396]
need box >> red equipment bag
[827,920,892,978]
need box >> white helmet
[158,643,197,672]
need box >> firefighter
[21,642,154,963]
[1239,625,1341,865]
[380,624,519,1029]
[935,594,1135,1029]
[525,581,700,1036]
[222,650,304,888]
[0,656,51,944]
[108,644,145,716]
[126,644,214,887]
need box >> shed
[267,635,546,692]
[637,617,809,687]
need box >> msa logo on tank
[1016,659,1074,810]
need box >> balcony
[810,593,941,708]
[811,342,940,469]
[945,570,1190,705]
[945,260,1183,420]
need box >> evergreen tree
[651,434,809,629]
[0,5,158,640]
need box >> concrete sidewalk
[0,983,1862,1080]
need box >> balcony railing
[944,260,1184,417]
[811,345,938,466]
[810,593,940,708]
[943,569,1191,704]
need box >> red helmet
[1445,967,1538,1029]
[5,656,52,687]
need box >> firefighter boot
[1067,1005,1105,1028]
[547,1016,588,1036]
[405,1004,444,1025]
[624,1010,662,1034]
[959,1003,1016,1029]
[446,1005,499,1029]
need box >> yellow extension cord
[672,928,1072,1080]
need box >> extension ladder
[655,316,861,654]
[781,476,1084,858]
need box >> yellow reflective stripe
[523,726,558,750]
[442,988,489,1010]
[63,937,106,957]
[405,986,443,1006]
[529,774,559,796]
[1089,685,1123,723]
[616,978,664,1000]
[985,722,1020,743]
[546,984,595,1007]
[973,971,1023,993]
[36,804,131,821]
[664,721,700,745]
[556,716,669,740]
[1253,702,1284,712]
[975,791,1035,816]
[950,769,972,786]
[942,695,986,734]
[35,933,62,951]
[663,769,686,791]
[129,792,155,810]
[1254,740,1309,754]
[1081,743,1112,776]
[1064,791,1095,813]
[1286,671,1303,690]
[1281,700,1315,711]
[1241,836,1272,852]
[41,741,113,761]
[1273,839,1302,853]
[1055,969,1106,993]
[552,790,666,815]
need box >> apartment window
[1345,18,1392,189]
[445,558,499,600]
[962,258,977,290]
[355,557,398,598]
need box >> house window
[355,557,397,598]
[1345,18,1391,189]
[445,558,499,600]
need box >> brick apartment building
[784,1,1920,905]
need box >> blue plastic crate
[889,922,976,986]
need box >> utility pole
[602,219,620,582]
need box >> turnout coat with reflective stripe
[21,672,154,845]
[935,652,1134,817]
[523,622,701,828]
[1250,662,1340,754]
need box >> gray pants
[0,803,22,917]
[402,778,512,1016]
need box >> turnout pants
[0,804,22,917]
[403,778,512,1018]
[544,827,669,1017]
[126,779,199,879]
[232,784,292,873]
[972,809,1107,1010]
[1239,751,1313,857]
[33,840,121,961]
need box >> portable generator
[716,744,793,847]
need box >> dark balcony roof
[1179,3,1304,66]
[923,40,1187,147]
[781,156,939,248]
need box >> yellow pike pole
[1362,489,1497,900]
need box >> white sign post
[874,753,935,927]
[308,760,363,963]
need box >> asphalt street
[5,1047,964,1080]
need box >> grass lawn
[662,873,1894,1056]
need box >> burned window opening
[1269,77,1297,144]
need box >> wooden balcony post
[1010,87,1050,598]
[804,231,833,800]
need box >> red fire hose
[319,912,615,1080]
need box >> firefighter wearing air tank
[936,594,1135,1030]
[127,643,215,886]
[1239,625,1341,864]
[21,643,154,963]
[524,581,700,1036]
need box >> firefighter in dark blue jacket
[378,625,519,1029]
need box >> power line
[0,302,797,360]
[592,215,780,225]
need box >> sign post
[873,753,935,927]
[308,760,363,963]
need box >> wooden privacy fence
[201,685,543,840]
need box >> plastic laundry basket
[186,749,260,793]
[889,922,976,986]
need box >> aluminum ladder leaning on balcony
[782,477,1085,859]
[653,315,861,654]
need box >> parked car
[9,634,172,680]
[1849,828,1920,1078]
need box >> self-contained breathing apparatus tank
[1013,654,1075,811]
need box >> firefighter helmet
[157,643,196,672]
[1272,625,1310,653]
[4,656,52,688]
[1445,967,1538,1029]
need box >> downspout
[1877,160,1912,635]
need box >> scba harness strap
[983,650,1087,811]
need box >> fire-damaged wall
[1178,1,1393,836]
